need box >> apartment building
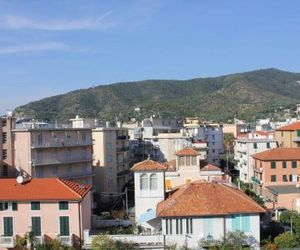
[275,121,300,148]
[13,126,93,185]
[92,127,130,194]
[0,178,91,249]
[183,123,224,165]
[0,114,16,178]
[234,132,277,183]
[251,148,300,210]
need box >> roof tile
[176,148,199,156]
[252,148,300,161]
[130,159,167,171]
[276,121,300,131]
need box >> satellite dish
[16,176,24,184]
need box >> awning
[138,209,156,224]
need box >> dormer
[175,147,200,170]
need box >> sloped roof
[201,163,221,171]
[157,181,265,217]
[176,148,199,156]
[0,178,91,201]
[130,159,167,171]
[276,121,300,131]
[251,148,300,161]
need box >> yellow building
[275,121,300,148]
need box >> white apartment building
[234,133,277,183]
[183,123,223,165]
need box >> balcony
[31,140,92,149]
[58,171,94,180]
[116,146,130,152]
[251,176,263,185]
[32,155,92,166]
[59,236,73,246]
[116,135,130,140]
[0,236,16,248]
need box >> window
[2,164,8,177]
[12,203,18,211]
[106,143,112,149]
[203,218,213,237]
[179,157,184,166]
[297,130,300,137]
[3,149,7,160]
[32,217,41,236]
[3,217,13,236]
[283,175,288,182]
[140,174,148,190]
[176,219,179,234]
[106,154,112,163]
[253,143,258,149]
[59,216,70,236]
[271,175,277,182]
[271,162,276,169]
[290,175,293,182]
[281,131,284,137]
[186,218,193,234]
[282,161,287,169]
[192,156,197,165]
[166,219,169,234]
[0,202,8,211]
[186,156,191,166]
[292,161,297,168]
[2,132,7,143]
[150,174,158,190]
[266,142,270,149]
[231,215,250,232]
[180,219,183,234]
[31,202,40,210]
[37,133,43,146]
[59,201,69,210]
[81,132,87,142]
[2,120,7,127]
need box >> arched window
[140,174,148,190]
[150,173,158,190]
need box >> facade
[182,123,223,165]
[251,148,300,209]
[13,127,93,185]
[157,181,265,248]
[275,121,300,148]
[223,123,251,138]
[130,160,166,231]
[92,127,130,194]
[0,178,91,249]
[234,133,277,183]
[0,115,16,178]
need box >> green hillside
[15,68,300,122]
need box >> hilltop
[15,68,300,122]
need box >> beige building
[92,127,130,194]
[13,127,93,185]
[275,121,300,148]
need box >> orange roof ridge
[252,148,300,161]
[276,121,300,131]
[58,179,91,199]
[130,159,167,171]
[176,147,199,156]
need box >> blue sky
[1,0,300,114]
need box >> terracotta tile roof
[255,131,269,136]
[251,148,300,161]
[157,181,265,217]
[130,159,167,171]
[276,121,300,131]
[200,163,221,171]
[0,178,91,201]
[176,147,199,156]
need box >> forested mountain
[15,68,300,122]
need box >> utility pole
[125,187,129,217]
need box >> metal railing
[0,236,15,247]
[32,155,92,166]
[59,236,73,246]
[32,140,92,148]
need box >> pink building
[0,178,91,249]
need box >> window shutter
[60,216,70,236]
[4,217,13,236]
[32,217,41,236]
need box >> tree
[274,232,299,248]
[91,234,137,250]
[280,210,300,237]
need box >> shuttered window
[12,202,18,211]
[31,202,40,210]
[59,216,69,236]
[59,201,69,210]
[3,217,13,236]
[32,217,41,236]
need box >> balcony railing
[32,155,92,166]
[59,236,73,246]
[116,146,130,152]
[58,171,94,180]
[32,140,92,148]
[251,176,263,185]
[116,135,130,140]
[0,236,16,248]
[34,236,43,245]
[293,137,300,142]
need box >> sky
[1,0,300,114]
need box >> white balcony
[59,236,73,246]
[0,236,16,248]
[31,140,92,148]
[32,155,92,166]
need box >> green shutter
[241,215,250,232]
[253,143,257,149]
[292,161,297,168]
[31,202,40,210]
[3,217,13,236]
[12,202,18,211]
[231,215,241,231]
[271,162,276,169]
[59,216,69,236]
[267,142,270,149]
[297,130,300,137]
[32,217,41,236]
[59,201,69,210]
[282,162,287,168]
